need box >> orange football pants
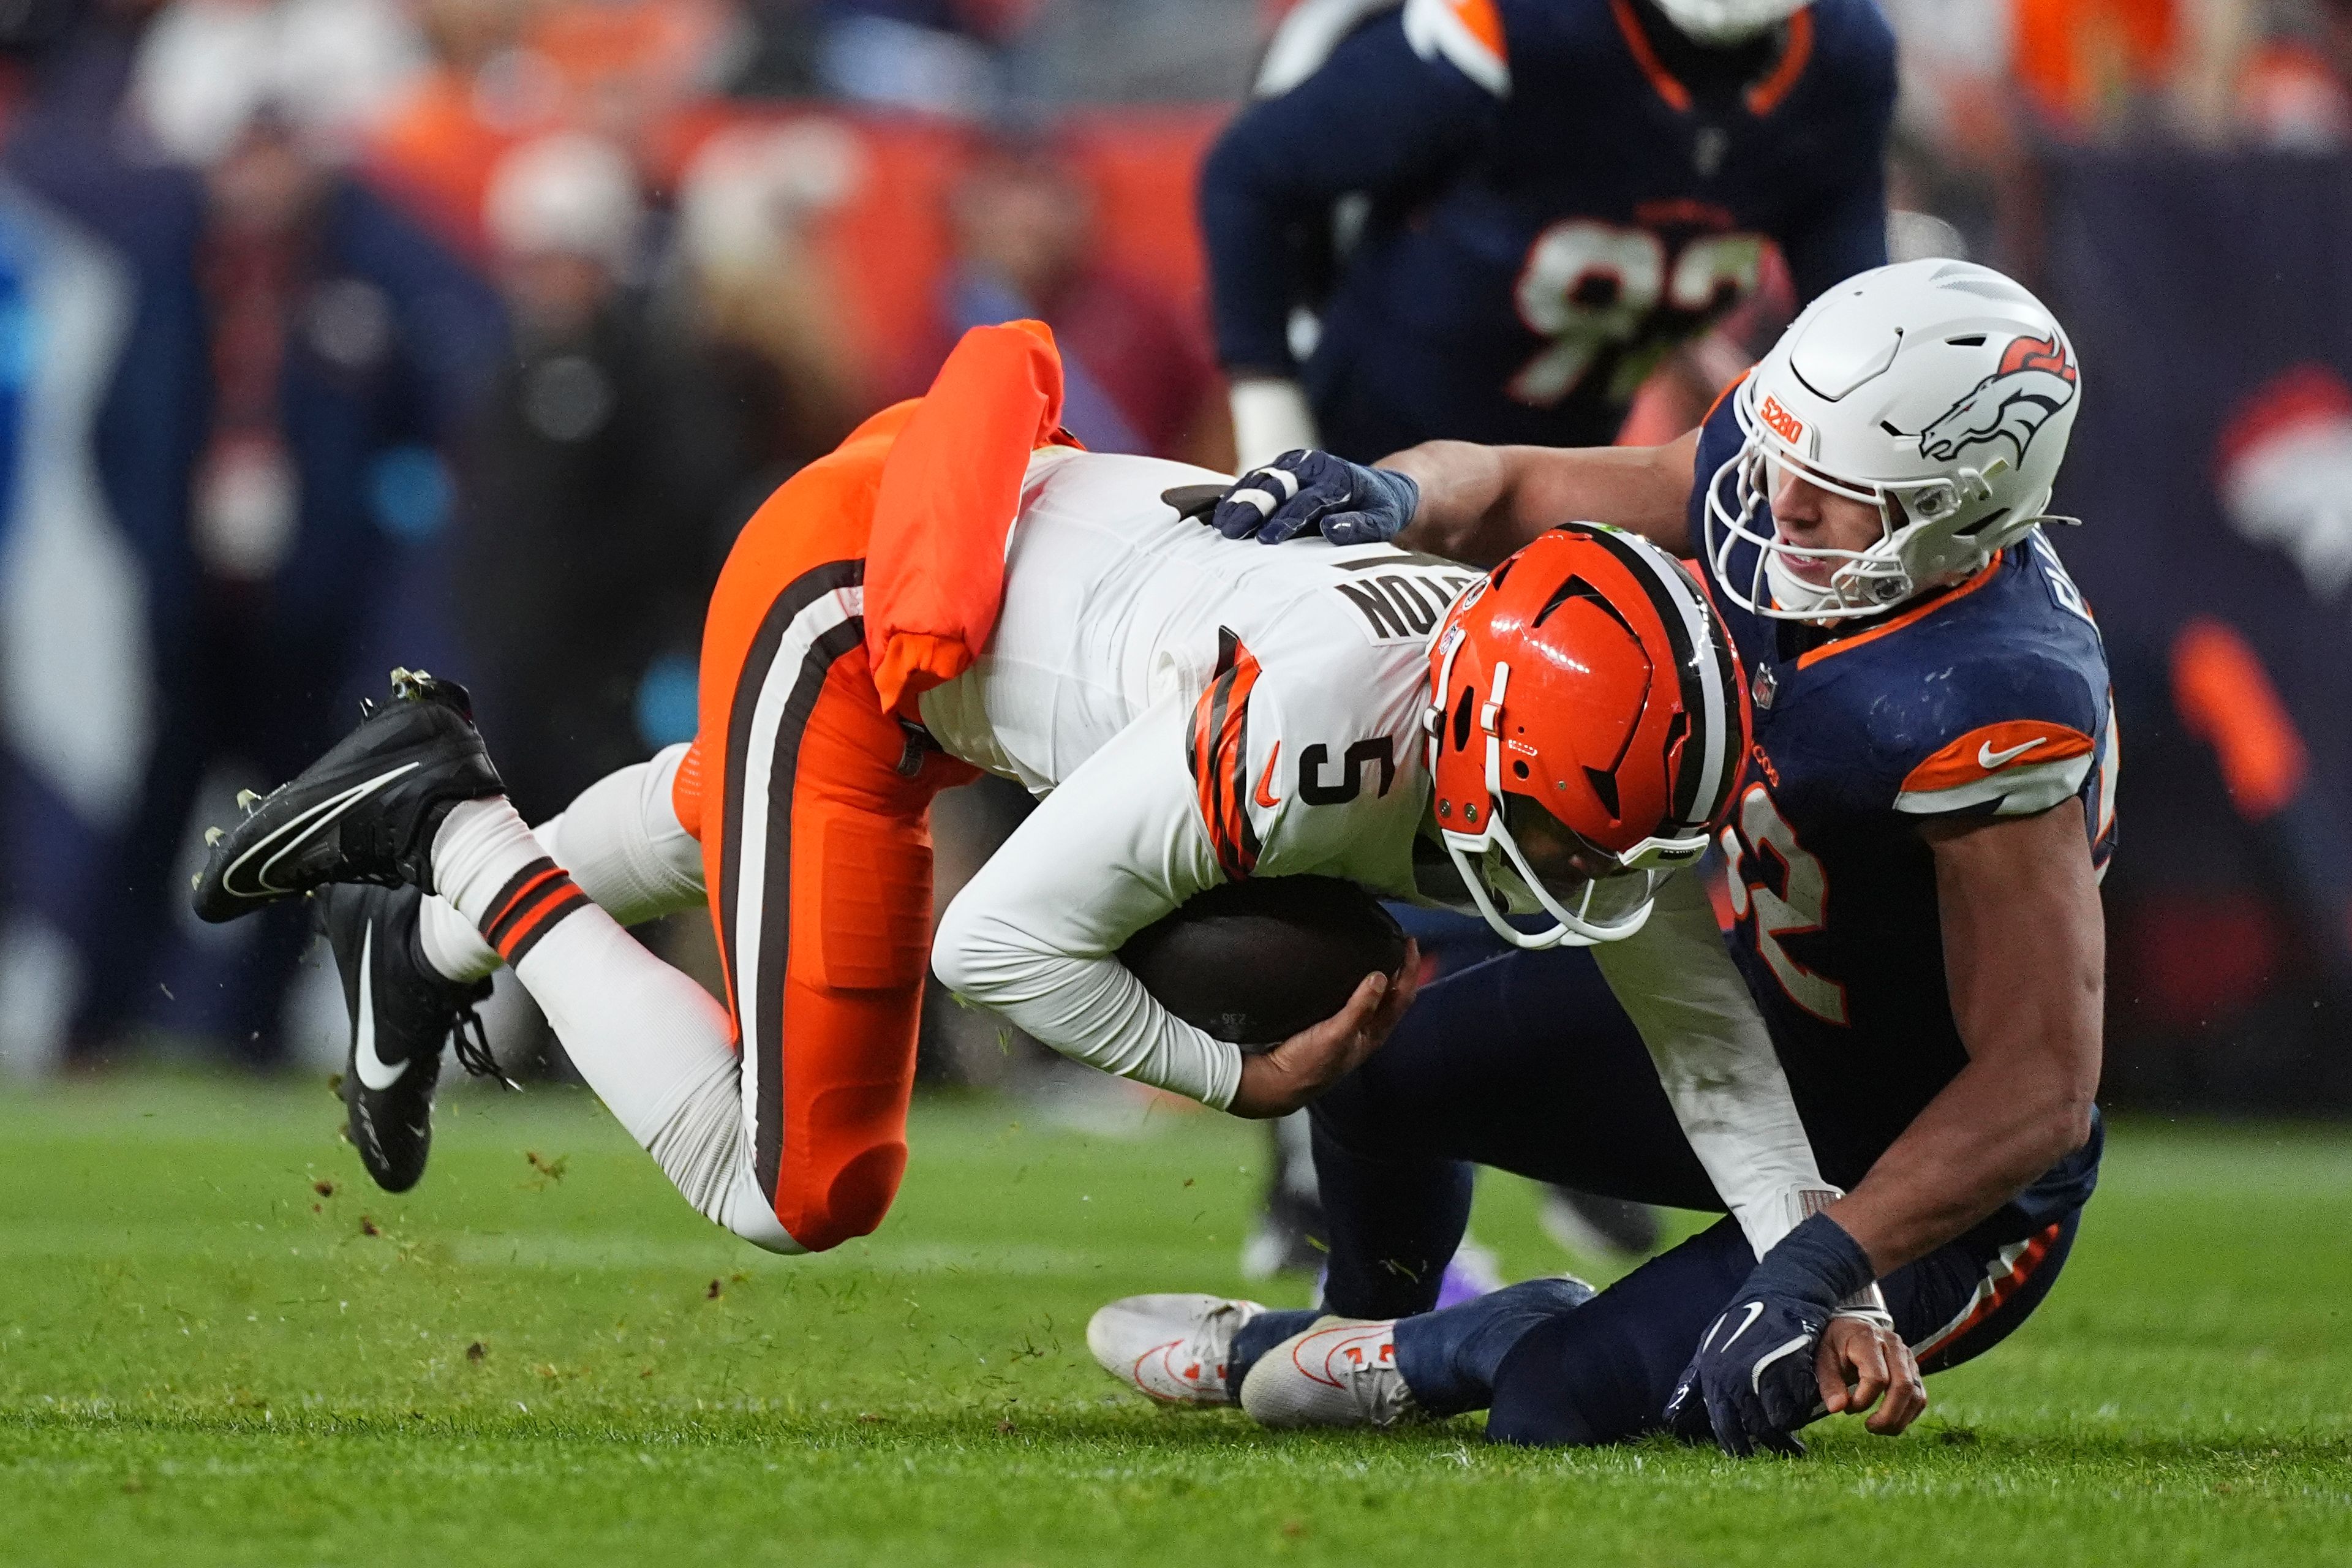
[670,405,979,1254]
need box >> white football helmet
[1648,0,1809,45]
[1703,258,2084,621]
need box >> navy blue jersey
[1200,0,1894,458]
[1688,393,2117,1221]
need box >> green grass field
[2,1076,2349,1567]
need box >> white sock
[419,745,706,984]
[431,797,557,933]
[427,794,797,1254]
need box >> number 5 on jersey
[1720,783,1849,1025]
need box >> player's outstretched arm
[1822,800,2104,1275]
[1199,433,1702,562]
[1386,431,1702,565]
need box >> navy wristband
[1752,1211,1875,1312]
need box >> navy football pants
[1229,944,2082,1444]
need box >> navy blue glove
[1664,1212,1877,1457]
[1205,450,1421,546]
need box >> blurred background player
[0,0,502,1070]
[1197,0,1894,1276]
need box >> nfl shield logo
[1752,662,1778,711]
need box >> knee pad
[774,1077,913,1252]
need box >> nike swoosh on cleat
[353,924,408,1090]
[217,764,422,901]
[1977,737,2043,769]
[1716,1298,1768,1354]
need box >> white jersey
[926,449,1826,1257]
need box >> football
[1117,875,1409,1052]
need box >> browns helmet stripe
[1570,526,1738,832]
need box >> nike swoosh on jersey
[352,924,408,1090]
[1254,742,1283,809]
[1977,737,2044,769]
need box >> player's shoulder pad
[1402,0,1510,97]
[1870,640,2106,821]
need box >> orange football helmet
[1426,526,1749,948]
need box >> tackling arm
[1824,801,2105,1275]
[1387,431,1701,565]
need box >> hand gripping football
[1117,876,1409,1053]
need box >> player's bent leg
[699,557,968,1254]
[1235,1276,1598,1430]
[1478,1208,2086,1448]
[430,793,804,1252]
[1894,1208,2083,1376]
[1485,1221,1755,1447]
[1307,946,1714,1326]
[415,742,707,985]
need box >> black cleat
[191,668,503,924]
[325,881,508,1193]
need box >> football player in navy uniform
[1204,0,1896,470]
[1099,259,2113,1455]
[1205,0,1898,1272]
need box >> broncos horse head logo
[1917,334,2079,468]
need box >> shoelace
[448,1004,519,1092]
[1174,1303,1253,1394]
[1333,1335,1417,1427]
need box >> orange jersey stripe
[1901,720,2096,796]
[1793,552,2005,672]
[1744,8,1815,115]
[1607,0,1692,111]
[1187,630,1265,881]
[1447,0,1506,61]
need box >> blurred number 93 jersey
[1691,379,2119,1203]
[1205,0,1896,455]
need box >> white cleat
[1088,1292,1265,1407]
[1240,1316,1420,1430]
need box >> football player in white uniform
[192,325,1905,1425]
